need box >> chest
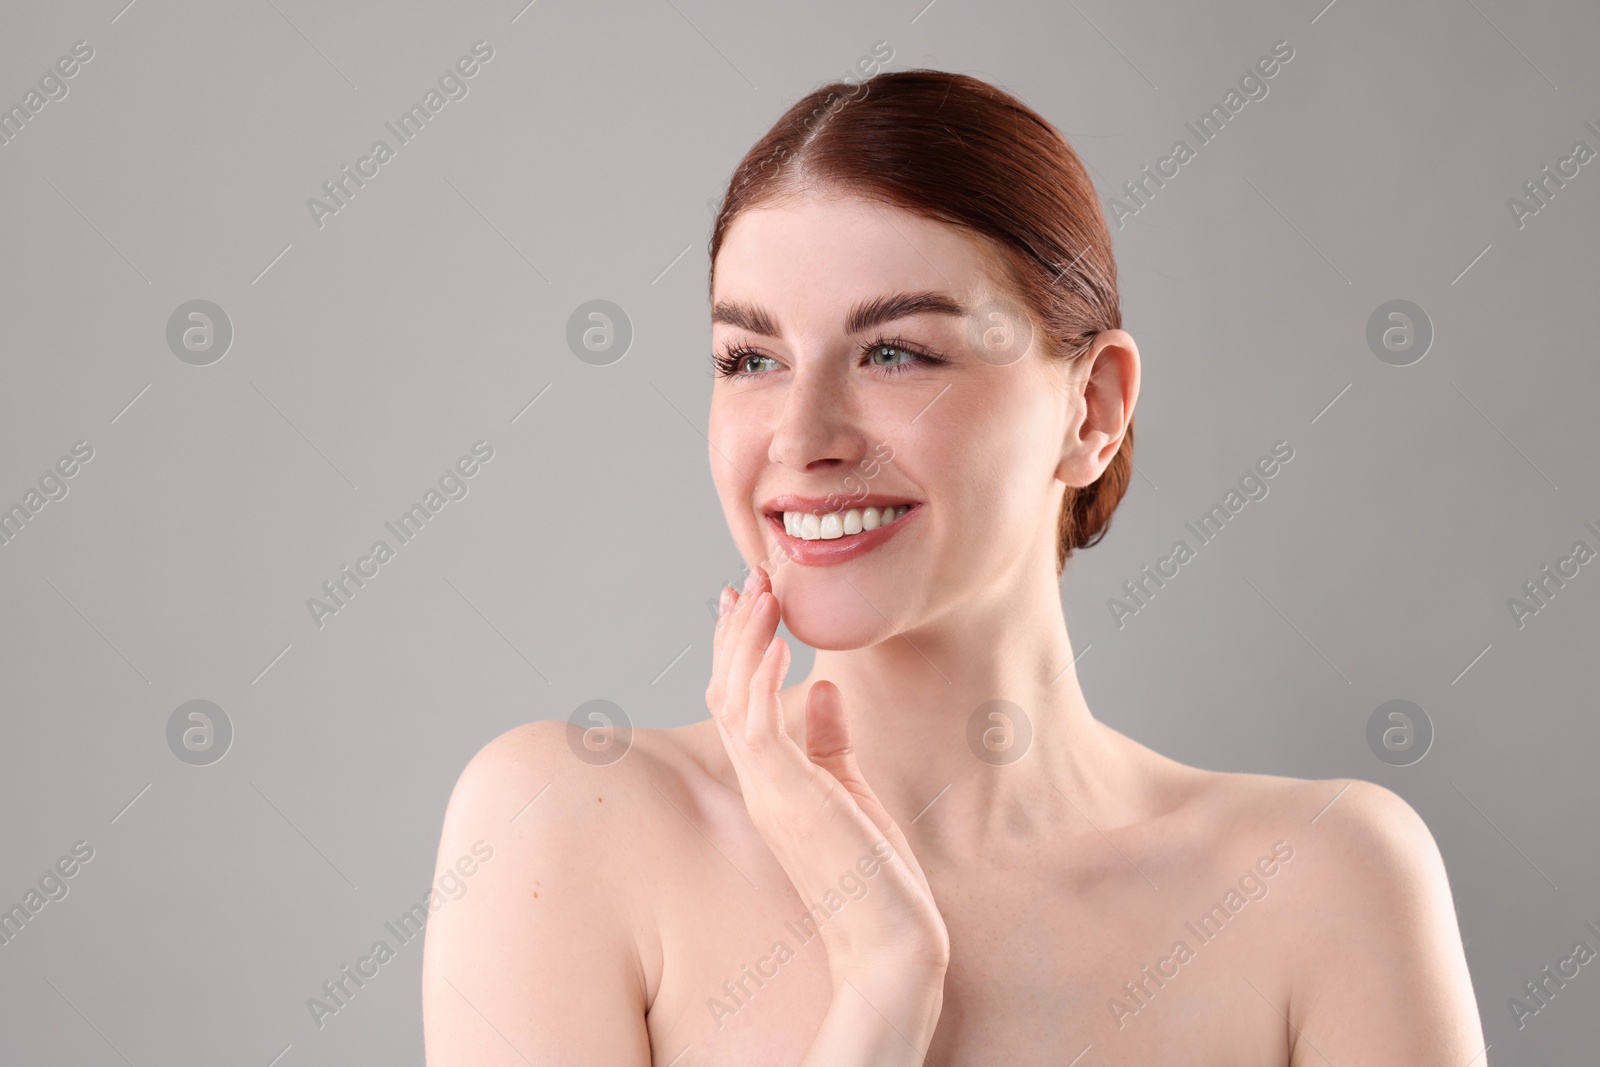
[642,842,1292,1066]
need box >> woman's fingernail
[718,587,733,615]
[742,570,759,594]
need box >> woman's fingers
[702,575,952,973]
[709,566,780,748]
[748,625,793,742]
[736,592,785,747]
[707,567,764,717]
[706,585,740,711]
[706,590,729,696]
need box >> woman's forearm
[799,967,947,1066]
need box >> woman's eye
[715,338,940,380]
[743,354,777,373]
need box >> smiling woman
[420,70,1488,1067]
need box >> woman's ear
[1056,329,1139,486]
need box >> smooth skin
[422,191,1488,1065]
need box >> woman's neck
[778,570,1145,859]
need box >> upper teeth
[783,505,911,540]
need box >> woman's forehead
[712,204,1004,323]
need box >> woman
[422,70,1487,1065]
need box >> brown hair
[708,69,1132,574]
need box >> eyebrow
[711,290,969,337]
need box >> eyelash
[710,334,946,380]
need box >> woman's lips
[765,504,921,566]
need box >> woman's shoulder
[1153,755,1439,880]
[440,717,739,883]
[1165,762,1458,962]
[426,719,734,1052]
[1116,735,1448,908]
[1104,716,1425,843]
[445,716,727,825]
[433,718,736,1011]
[1126,759,1480,1059]
[1180,763,1435,860]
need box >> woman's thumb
[805,680,861,784]
[804,679,903,842]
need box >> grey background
[0,0,1595,1063]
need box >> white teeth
[780,504,912,541]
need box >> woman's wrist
[801,967,947,1067]
[843,968,946,1027]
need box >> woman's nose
[767,366,864,473]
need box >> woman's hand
[706,565,951,990]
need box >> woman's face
[708,191,1085,651]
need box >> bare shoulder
[1241,772,1461,946]
[423,715,727,1065]
[439,717,740,919]
[441,716,724,857]
[1168,766,1482,1062]
[1175,766,1451,905]
[1197,770,1445,888]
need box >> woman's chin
[778,596,902,652]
